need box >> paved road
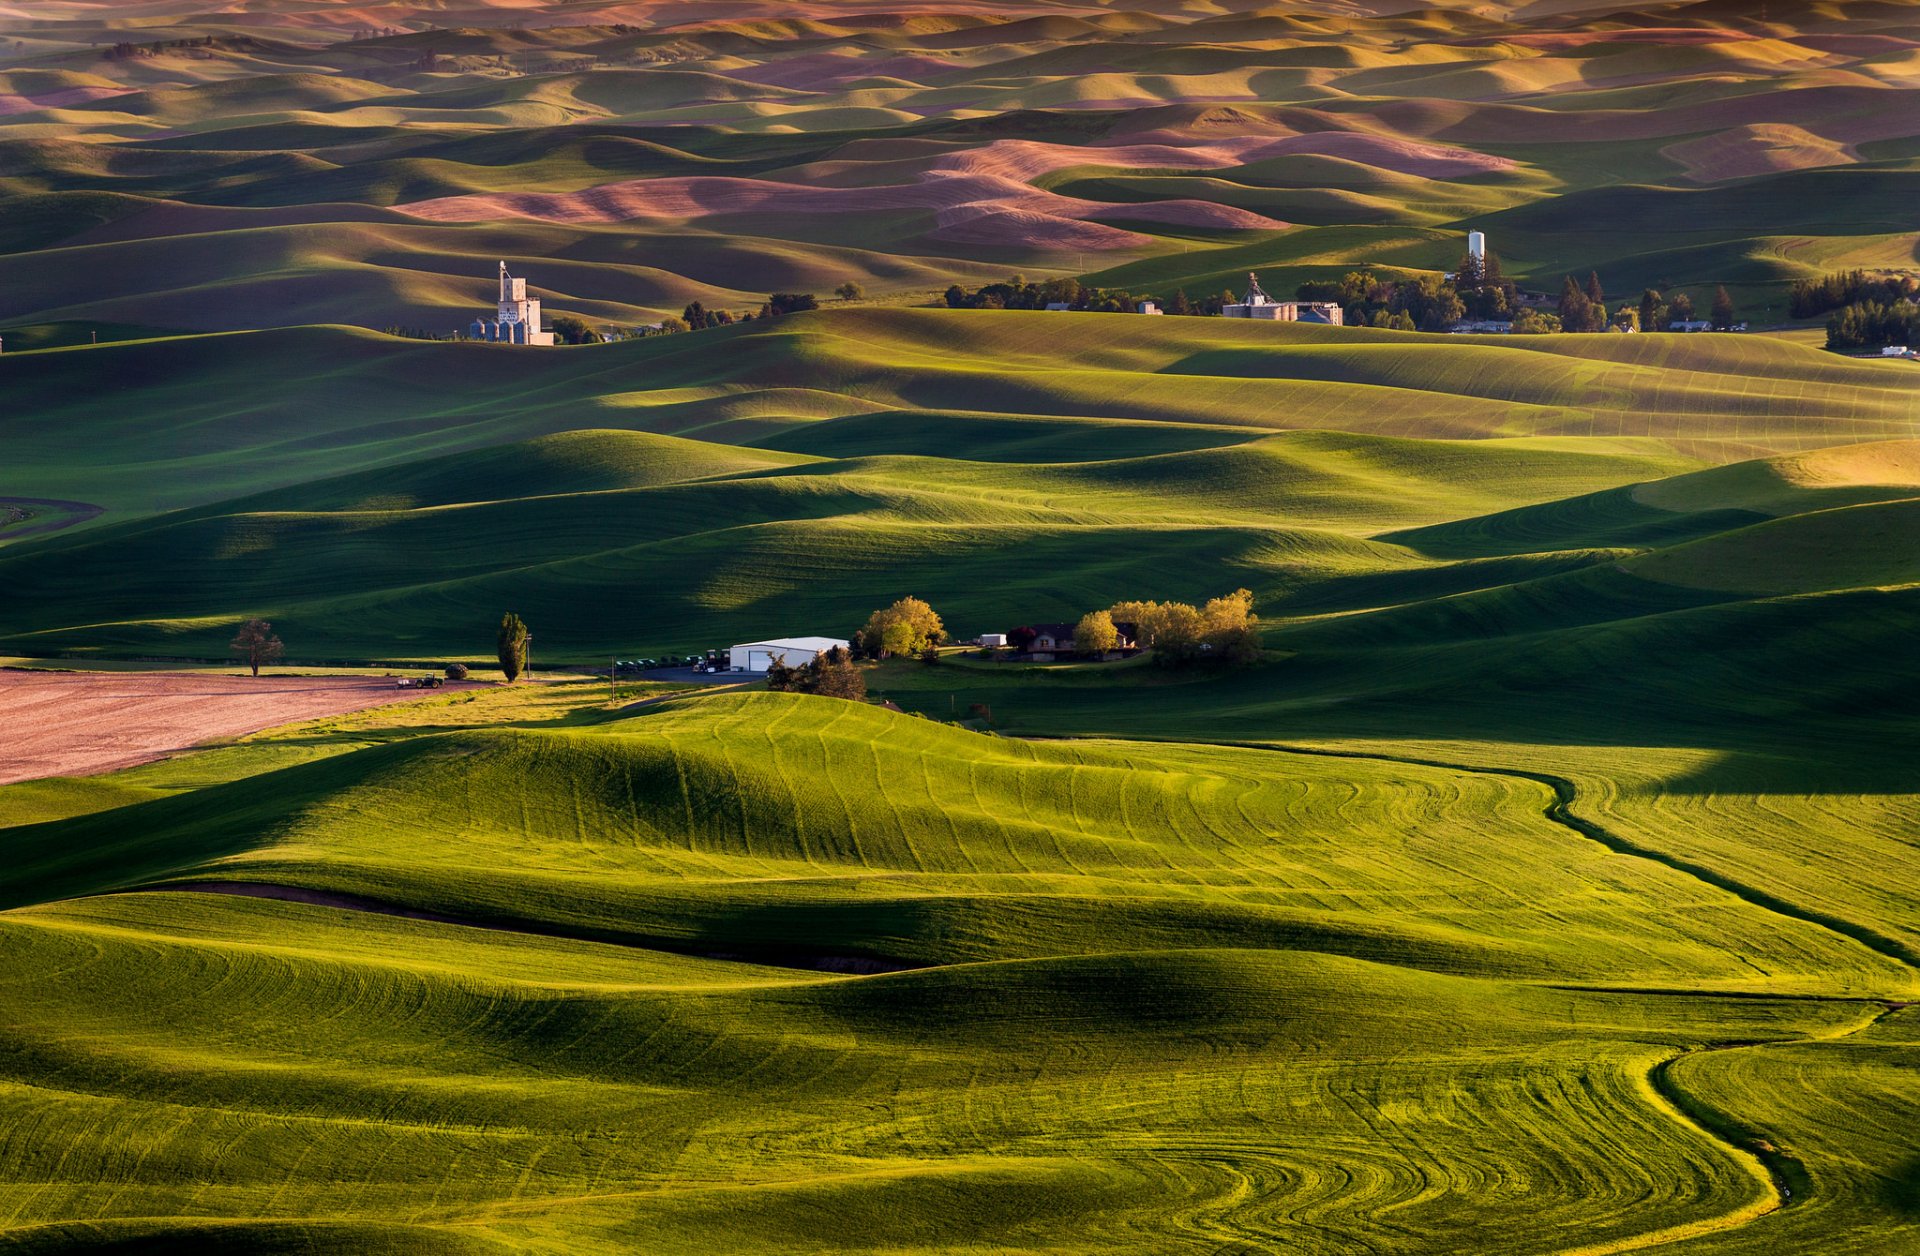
[640,667,757,686]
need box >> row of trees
[943,276,1152,314]
[765,646,866,700]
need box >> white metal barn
[728,636,850,673]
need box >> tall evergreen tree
[1559,276,1591,333]
[496,612,529,683]
[1711,285,1737,330]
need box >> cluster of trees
[1002,590,1262,666]
[854,597,946,659]
[1790,270,1919,319]
[1303,271,1463,331]
[1107,589,1261,666]
[943,276,1151,313]
[1784,270,1920,351]
[1826,301,1919,352]
[765,646,866,700]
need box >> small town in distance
[446,222,1919,360]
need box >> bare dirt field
[0,670,460,785]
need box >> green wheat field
[3,0,1919,1252]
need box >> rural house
[1019,621,1138,659]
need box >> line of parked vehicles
[613,654,730,675]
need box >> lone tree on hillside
[835,281,864,302]
[230,618,284,677]
[496,612,530,683]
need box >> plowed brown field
[0,670,458,784]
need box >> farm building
[1019,622,1137,659]
[728,636,850,673]
[468,262,555,346]
[1221,274,1344,325]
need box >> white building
[729,636,850,673]
[469,261,555,346]
[1221,273,1343,325]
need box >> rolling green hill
[0,691,1914,1252]
[0,311,1913,661]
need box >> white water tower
[1467,231,1486,264]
